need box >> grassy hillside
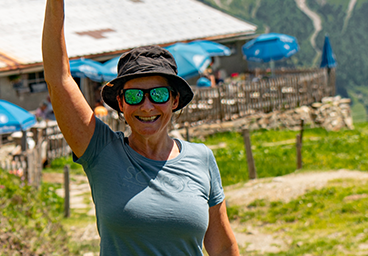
[200,0,315,68]
[199,0,368,120]
[307,0,368,97]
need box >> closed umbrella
[165,43,211,79]
[0,100,36,134]
[188,40,231,56]
[320,34,337,68]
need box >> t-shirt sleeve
[74,117,120,169]
[207,147,225,207]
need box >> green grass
[0,170,70,255]
[227,178,368,255]
[348,88,367,123]
[43,155,85,175]
[195,122,368,186]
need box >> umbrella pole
[21,130,27,152]
[270,60,275,77]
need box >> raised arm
[42,0,95,158]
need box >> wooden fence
[0,68,334,186]
[1,123,71,187]
[176,68,332,127]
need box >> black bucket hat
[101,45,194,112]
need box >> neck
[128,134,180,161]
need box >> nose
[140,93,155,112]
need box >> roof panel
[0,0,256,70]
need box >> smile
[136,115,159,122]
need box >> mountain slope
[199,0,368,120]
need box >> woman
[42,0,239,255]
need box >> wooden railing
[1,123,72,187]
[176,68,332,127]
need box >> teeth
[139,116,158,121]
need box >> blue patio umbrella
[69,58,114,82]
[320,34,337,68]
[242,33,299,76]
[188,40,231,56]
[0,100,36,134]
[102,56,120,79]
[242,33,299,63]
[165,43,212,79]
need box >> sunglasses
[120,86,172,105]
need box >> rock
[173,97,353,138]
[344,117,354,129]
[339,98,351,104]
[311,102,323,108]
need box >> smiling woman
[41,0,239,255]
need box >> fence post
[242,129,257,179]
[184,122,190,142]
[296,119,304,169]
[217,86,224,121]
[64,165,70,218]
[300,119,304,141]
[296,134,302,169]
[31,127,43,188]
[21,130,27,152]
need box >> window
[11,72,48,93]
[27,72,47,93]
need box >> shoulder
[179,140,214,162]
[181,140,210,152]
[77,118,124,163]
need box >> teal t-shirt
[75,118,225,255]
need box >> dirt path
[43,172,99,256]
[225,169,368,206]
[295,0,322,65]
[225,169,368,254]
[213,0,224,9]
[342,0,357,33]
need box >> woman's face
[117,75,179,138]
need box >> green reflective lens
[122,87,171,105]
[150,87,170,103]
[124,89,144,105]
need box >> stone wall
[173,96,354,140]
[246,96,353,131]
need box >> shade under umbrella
[0,100,36,134]
[69,58,114,82]
[320,34,337,68]
[242,33,299,63]
[188,40,231,56]
[165,43,212,79]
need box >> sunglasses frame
[120,86,173,106]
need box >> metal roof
[0,0,257,73]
